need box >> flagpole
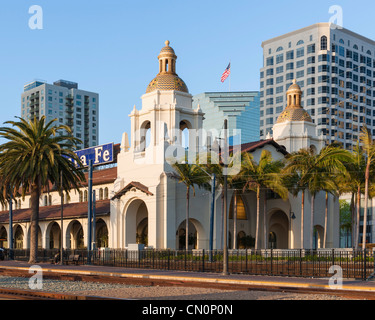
[229,60,231,92]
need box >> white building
[21,80,99,149]
[260,22,375,151]
[0,41,341,251]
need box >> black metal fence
[3,248,374,281]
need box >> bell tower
[272,80,324,153]
[126,41,203,161]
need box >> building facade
[260,22,375,150]
[0,41,343,251]
[192,91,260,144]
[21,80,99,149]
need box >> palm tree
[0,116,85,263]
[284,145,350,249]
[238,150,288,249]
[170,159,210,250]
[337,143,366,249]
[359,126,375,250]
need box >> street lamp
[198,166,216,262]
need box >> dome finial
[165,40,170,46]
[292,79,296,84]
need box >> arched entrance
[124,199,148,247]
[14,225,24,249]
[313,225,324,249]
[96,219,109,248]
[66,220,84,249]
[27,226,42,249]
[47,222,61,249]
[177,220,197,250]
[0,226,7,248]
[176,218,206,250]
[268,210,289,249]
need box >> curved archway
[14,225,24,249]
[176,218,205,250]
[313,225,324,249]
[46,222,61,249]
[96,219,109,248]
[124,199,148,247]
[139,120,151,152]
[179,120,192,149]
[66,220,84,249]
[0,226,7,248]
[268,210,289,249]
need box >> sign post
[87,160,93,264]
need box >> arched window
[79,191,83,202]
[84,190,88,202]
[353,44,359,50]
[339,39,344,44]
[296,40,304,46]
[367,50,372,56]
[48,195,52,206]
[320,36,327,50]
[276,46,283,52]
[99,188,103,200]
[104,187,109,200]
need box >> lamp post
[198,166,216,261]
[222,119,229,275]
[8,190,13,260]
[87,160,93,264]
[60,170,64,265]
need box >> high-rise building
[260,22,375,150]
[193,91,260,144]
[21,80,99,149]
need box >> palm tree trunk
[323,192,328,248]
[310,193,315,249]
[350,192,355,249]
[29,183,40,264]
[301,190,305,249]
[263,190,267,250]
[186,186,190,251]
[362,165,370,250]
[356,186,361,250]
[255,186,260,250]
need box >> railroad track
[0,267,373,300]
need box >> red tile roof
[0,199,110,223]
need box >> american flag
[221,63,231,83]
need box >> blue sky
[0,0,374,145]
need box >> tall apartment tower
[21,80,99,149]
[260,23,375,150]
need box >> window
[276,54,284,64]
[296,48,304,58]
[286,50,294,60]
[266,57,274,66]
[296,60,304,68]
[320,36,327,50]
[296,70,304,78]
[307,56,315,64]
[276,46,283,52]
[297,40,304,45]
[286,62,294,70]
[276,66,284,74]
[307,44,315,54]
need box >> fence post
[299,249,302,276]
[202,249,205,272]
[364,249,367,281]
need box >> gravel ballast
[0,276,356,300]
